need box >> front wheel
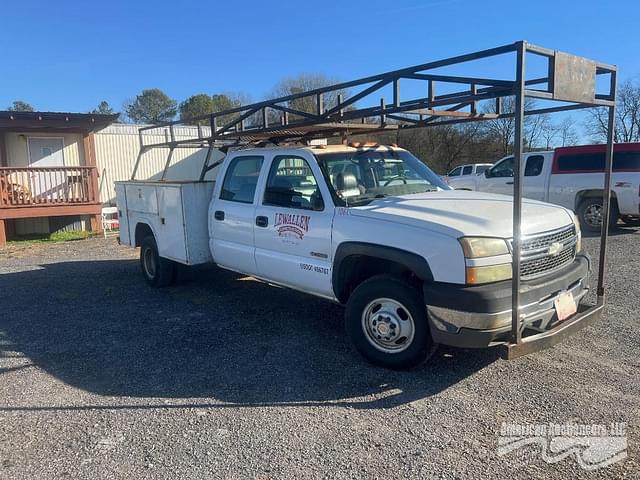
[345,274,436,369]
[140,235,175,287]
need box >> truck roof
[232,144,408,156]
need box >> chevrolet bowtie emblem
[548,242,563,256]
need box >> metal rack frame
[131,40,617,359]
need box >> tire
[345,274,436,369]
[577,198,619,233]
[620,215,640,227]
[140,235,175,287]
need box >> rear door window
[525,155,545,176]
[462,165,473,175]
[219,155,264,203]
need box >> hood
[349,190,574,238]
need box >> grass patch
[9,230,95,245]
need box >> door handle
[214,210,225,221]
[506,181,514,185]
[256,216,268,227]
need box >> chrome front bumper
[424,255,591,349]
[428,277,589,333]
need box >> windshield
[315,149,450,206]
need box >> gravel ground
[0,231,638,479]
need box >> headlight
[466,264,512,284]
[571,213,582,253]
[459,237,510,258]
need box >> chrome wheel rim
[143,247,157,279]
[584,203,603,228]
[361,298,415,353]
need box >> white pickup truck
[447,143,640,232]
[116,144,588,369]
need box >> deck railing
[0,166,99,208]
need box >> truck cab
[117,144,589,369]
[475,152,552,201]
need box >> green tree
[92,101,115,115]
[179,92,249,128]
[7,100,34,112]
[210,93,249,127]
[125,89,177,124]
[179,94,215,125]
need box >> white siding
[5,132,84,167]
[95,124,224,204]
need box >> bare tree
[540,120,559,149]
[558,117,579,146]
[482,97,517,155]
[269,73,350,122]
[585,79,640,143]
[393,122,482,173]
[481,97,539,155]
[435,124,482,172]
[526,112,552,149]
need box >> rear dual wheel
[140,235,178,287]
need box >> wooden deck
[0,166,102,245]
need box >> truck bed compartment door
[157,186,187,262]
[125,184,158,214]
[115,183,131,245]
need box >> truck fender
[332,242,433,303]
[574,189,618,211]
[133,217,159,247]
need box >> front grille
[521,245,576,278]
[521,226,575,253]
[512,225,577,279]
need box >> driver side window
[263,155,324,211]
[489,157,514,178]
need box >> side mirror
[484,169,491,178]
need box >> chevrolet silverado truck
[116,144,587,369]
[447,143,640,232]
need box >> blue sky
[1,0,638,115]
